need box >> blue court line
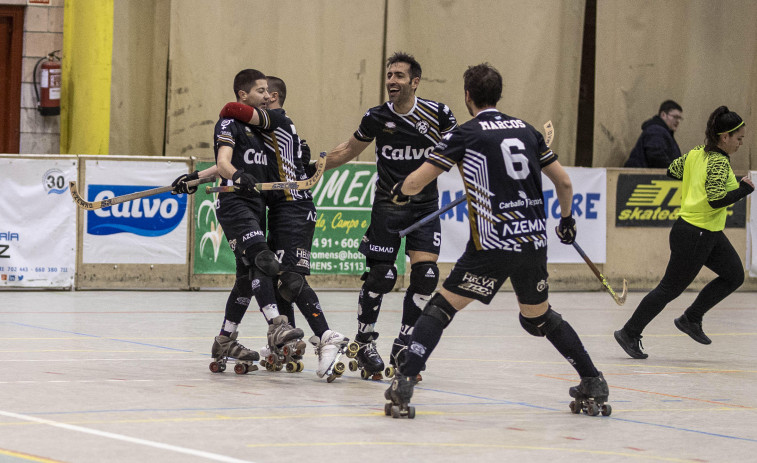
[8,322,194,353]
[6,322,755,443]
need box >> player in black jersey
[201,69,304,371]
[325,52,458,379]
[383,63,610,418]
[218,76,349,379]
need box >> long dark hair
[705,106,744,151]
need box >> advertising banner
[82,160,189,264]
[193,162,404,275]
[311,163,404,275]
[438,167,607,264]
[0,158,76,287]
[616,174,746,228]
[193,162,235,274]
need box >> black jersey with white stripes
[213,108,305,199]
[426,109,557,252]
[258,109,312,202]
[354,96,457,204]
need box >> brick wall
[19,0,63,154]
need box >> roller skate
[345,332,385,380]
[309,330,349,383]
[209,331,260,375]
[384,371,418,419]
[569,371,611,416]
[384,337,424,381]
[259,316,307,373]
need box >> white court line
[0,410,257,463]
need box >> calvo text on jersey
[380,145,434,161]
[243,148,268,165]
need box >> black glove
[555,214,576,244]
[304,160,318,178]
[171,170,199,195]
[232,169,259,194]
[390,180,410,206]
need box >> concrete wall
[16,0,63,154]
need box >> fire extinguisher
[34,50,61,116]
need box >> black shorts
[215,193,267,256]
[359,198,441,263]
[267,200,316,274]
[442,244,549,305]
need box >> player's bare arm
[542,160,573,218]
[216,146,236,180]
[400,162,445,196]
[325,136,370,170]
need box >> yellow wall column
[60,0,113,154]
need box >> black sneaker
[614,329,648,359]
[674,315,712,345]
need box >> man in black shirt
[383,63,610,418]
[326,52,457,379]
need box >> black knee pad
[421,293,457,328]
[277,271,306,302]
[519,307,563,337]
[360,262,397,294]
[243,244,280,280]
[408,261,439,295]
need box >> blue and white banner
[0,158,77,287]
[436,167,606,264]
[82,160,189,264]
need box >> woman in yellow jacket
[615,106,753,359]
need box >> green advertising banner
[192,162,405,275]
[193,162,236,274]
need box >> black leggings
[624,218,744,337]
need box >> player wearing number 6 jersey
[383,63,609,418]
[325,52,457,379]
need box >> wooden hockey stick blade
[69,177,215,210]
[571,241,627,306]
[544,120,554,147]
[255,151,327,191]
[206,152,328,194]
[397,195,467,237]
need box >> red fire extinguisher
[34,50,61,116]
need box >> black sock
[545,320,598,378]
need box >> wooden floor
[0,289,755,463]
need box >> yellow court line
[0,448,65,463]
[243,441,693,462]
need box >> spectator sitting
[624,100,683,168]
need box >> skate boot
[309,330,349,382]
[385,337,424,381]
[259,316,307,373]
[209,332,260,375]
[569,371,611,416]
[345,332,385,380]
[383,371,418,419]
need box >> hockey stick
[396,121,554,237]
[69,177,215,211]
[206,151,327,194]
[571,241,628,305]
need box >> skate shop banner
[747,171,757,277]
[192,162,405,275]
[616,174,746,228]
[437,167,607,263]
[82,160,189,264]
[0,157,77,288]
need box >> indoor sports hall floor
[0,289,755,463]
